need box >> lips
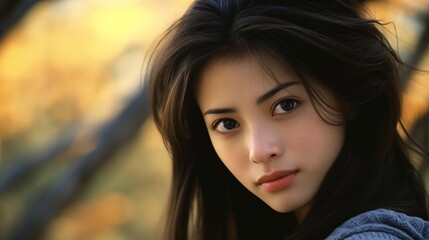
[256,170,299,192]
[257,170,298,184]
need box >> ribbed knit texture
[326,209,429,240]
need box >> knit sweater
[326,209,429,239]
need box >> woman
[148,0,429,239]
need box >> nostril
[249,149,281,164]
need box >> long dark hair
[148,0,428,239]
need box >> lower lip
[259,172,297,192]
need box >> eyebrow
[203,107,236,116]
[256,81,300,104]
[202,81,301,116]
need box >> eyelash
[210,98,300,134]
[212,118,239,134]
[271,98,300,116]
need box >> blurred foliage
[0,0,428,239]
[0,0,191,239]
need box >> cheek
[211,138,245,166]
[284,116,344,166]
[210,137,251,182]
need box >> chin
[266,202,295,213]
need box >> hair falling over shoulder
[148,0,429,239]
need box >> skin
[196,56,345,222]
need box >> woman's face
[196,56,345,221]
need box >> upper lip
[256,170,298,185]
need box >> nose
[248,126,283,164]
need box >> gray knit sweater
[326,209,429,239]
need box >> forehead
[195,54,342,121]
[194,55,308,115]
[196,55,298,93]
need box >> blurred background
[0,0,428,239]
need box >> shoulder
[326,209,429,240]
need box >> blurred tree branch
[0,0,43,40]
[0,124,80,194]
[401,12,429,87]
[0,0,153,239]
[6,84,150,240]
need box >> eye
[272,98,299,115]
[212,118,239,133]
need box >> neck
[295,203,312,223]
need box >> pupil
[281,100,294,111]
[223,120,235,130]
